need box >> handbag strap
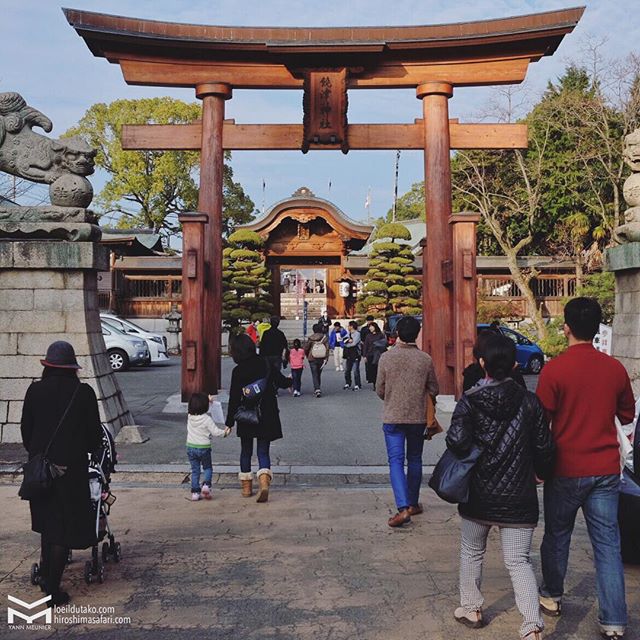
[43,385,80,456]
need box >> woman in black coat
[362,322,387,386]
[463,329,526,392]
[21,341,103,605]
[226,334,292,503]
[445,334,554,638]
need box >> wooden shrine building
[243,187,373,320]
[66,6,583,397]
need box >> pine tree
[358,222,421,316]
[222,229,273,334]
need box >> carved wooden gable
[266,214,344,256]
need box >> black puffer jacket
[446,378,555,526]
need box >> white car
[101,322,150,372]
[100,313,169,363]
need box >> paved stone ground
[0,356,539,469]
[1,484,638,639]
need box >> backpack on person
[311,340,328,360]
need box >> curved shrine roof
[242,187,373,240]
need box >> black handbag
[18,387,79,501]
[428,445,482,504]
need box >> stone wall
[606,242,640,396]
[0,240,133,442]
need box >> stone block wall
[606,243,640,396]
[0,241,133,442]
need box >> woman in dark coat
[20,341,102,605]
[446,334,554,639]
[463,329,526,392]
[362,322,387,386]
[226,334,292,503]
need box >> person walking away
[186,393,230,501]
[226,334,292,502]
[536,297,635,639]
[329,321,347,371]
[343,320,362,390]
[20,341,103,605]
[463,329,526,392]
[376,316,438,527]
[289,338,306,397]
[256,317,271,344]
[363,321,387,386]
[305,323,329,397]
[259,316,289,378]
[446,334,555,639]
[246,319,259,345]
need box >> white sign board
[593,323,612,355]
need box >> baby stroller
[84,423,121,584]
[30,423,121,587]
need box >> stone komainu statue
[0,92,96,183]
[615,128,640,244]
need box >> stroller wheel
[67,550,73,565]
[97,562,105,584]
[102,542,110,563]
[112,542,121,563]
[84,560,93,585]
[30,563,40,586]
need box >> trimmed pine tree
[358,222,421,316]
[222,229,273,334]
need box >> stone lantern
[164,305,182,355]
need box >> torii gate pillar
[195,82,231,394]
[418,82,455,394]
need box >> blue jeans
[309,360,323,391]
[240,437,271,472]
[383,423,426,510]
[540,474,627,627]
[186,447,212,493]
[344,358,361,388]
[291,368,303,393]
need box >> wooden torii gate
[65,7,583,398]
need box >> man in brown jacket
[376,315,439,527]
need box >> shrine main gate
[66,7,583,397]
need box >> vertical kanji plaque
[302,68,348,153]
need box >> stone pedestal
[606,242,640,395]
[0,240,133,442]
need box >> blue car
[477,323,545,374]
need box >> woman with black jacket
[463,329,526,392]
[226,334,292,502]
[20,341,103,605]
[446,334,555,640]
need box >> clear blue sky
[2,1,639,224]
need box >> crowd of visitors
[18,299,637,639]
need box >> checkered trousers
[459,517,543,638]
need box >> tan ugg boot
[255,468,273,503]
[239,472,253,497]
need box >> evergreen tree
[222,229,273,334]
[358,222,421,316]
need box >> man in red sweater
[536,297,635,639]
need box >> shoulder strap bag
[19,386,80,501]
